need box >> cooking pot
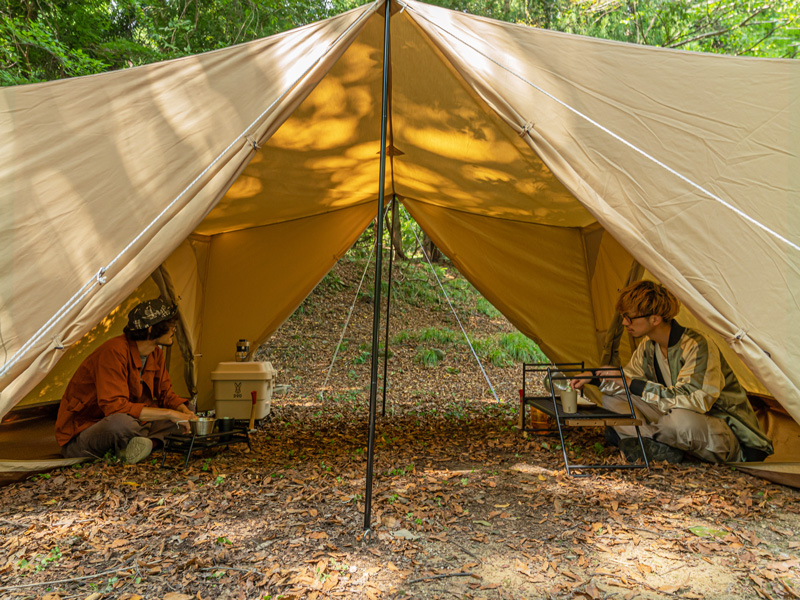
[189,417,216,436]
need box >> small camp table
[521,362,650,476]
[161,426,251,469]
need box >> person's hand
[171,408,195,434]
[596,365,627,387]
[177,403,196,418]
[570,371,593,390]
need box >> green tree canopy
[2,0,797,86]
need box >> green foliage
[476,297,501,318]
[419,327,457,344]
[353,350,370,365]
[465,332,547,367]
[392,265,441,307]
[0,13,108,85]
[1,0,369,86]
[3,0,795,89]
[415,347,444,367]
[321,271,346,292]
[428,0,800,58]
[498,332,546,363]
[16,546,62,573]
[392,330,411,344]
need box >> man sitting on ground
[571,281,773,464]
[56,298,196,464]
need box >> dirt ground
[1,257,798,600]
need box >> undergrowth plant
[498,332,547,363]
[419,327,457,344]
[415,347,444,367]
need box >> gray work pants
[61,413,177,459]
[603,393,742,463]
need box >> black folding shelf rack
[521,362,650,476]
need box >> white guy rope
[0,6,376,381]
[401,207,501,403]
[320,241,376,400]
[398,0,800,255]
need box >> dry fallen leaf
[585,580,602,599]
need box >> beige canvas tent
[1,0,798,482]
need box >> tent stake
[381,195,397,417]
[364,0,392,535]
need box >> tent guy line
[0,5,378,384]
[398,0,800,255]
[321,240,377,400]
[402,207,500,404]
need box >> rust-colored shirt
[55,335,186,446]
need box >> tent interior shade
[1,0,799,476]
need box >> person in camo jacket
[571,281,772,464]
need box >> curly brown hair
[615,280,680,322]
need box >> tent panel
[195,203,378,408]
[195,11,388,235]
[403,0,800,414]
[391,10,592,227]
[584,229,635,359]
[0,4,377,413]
[403,198,600,366]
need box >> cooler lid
[211,361,276,381]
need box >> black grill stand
[161,426,251,470]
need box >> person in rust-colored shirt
[56,298,196,464]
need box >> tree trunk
[385,200,407,261]
[422,232,442,262]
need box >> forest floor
[1,255,798,600]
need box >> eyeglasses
[621,313,653,324]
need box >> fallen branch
[0,560,135,592]
[0,518,27,529]
[593,572,683,598]
[201,565,267,578]
[659,562,687,576]
[447,540,482,563]
[409,572,475,584]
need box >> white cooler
[211,361,276,420]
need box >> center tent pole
[381,195,397,417]
[363,0,392,535]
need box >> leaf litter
[1,258,798,600]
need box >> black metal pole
[363,0,391,534]
[381,196,397,417]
